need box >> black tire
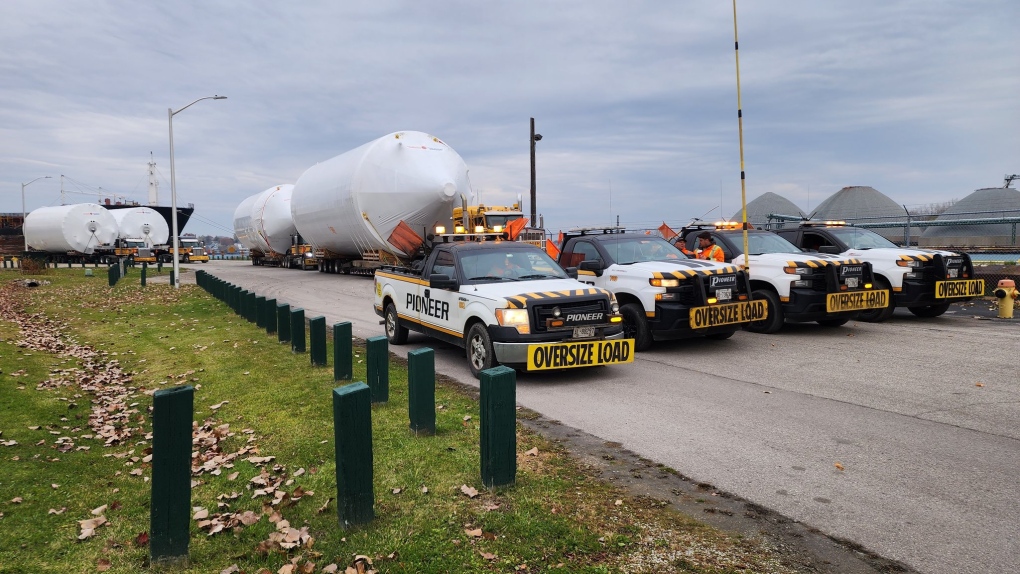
[857,279,895,322]
[747,289,785,334]
[384,302,408,345]
[817,317,849,327]
[705,330,735,340]
[908,303,951,318]
[620,303,653,351]
[466,322,496,378]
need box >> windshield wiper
[517,273,560,280]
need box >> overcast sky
[2,1,1017,237]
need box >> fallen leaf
[975,382,985,387]
[483,503,500,511]
[480,551,497,560]
[835,462,845,471]
[321,566,338,574]
[194,508,209,520]
[48,507,67,515]
[391,488,402,495]
[210,401,229,410]
[465,528,482,538]
[524,447,539,456]
[51,484,60,489]
[134,532,149,547]
[220,565,240,574]
[97,558,112,571]
[421,486,429,494]
[460,485,479,499]
[10,497,22,504]
[91,504,108,516]
[614,500,623,506]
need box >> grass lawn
[0,267,800,573]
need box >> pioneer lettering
[406,292,450,320]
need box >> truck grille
[532,298,609,333]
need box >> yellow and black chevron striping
[651,264,741,281]
[784,258,863,269]
[505,288,609,309]
[898,254,933,262]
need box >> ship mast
[148,152,160,206]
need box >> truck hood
[459,278,611,308]
[841,247,960,259]
[732,252,862,267]
[615,260,741,278]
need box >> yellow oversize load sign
[689,300,767,329]
[935,279,984,299]
[826,290,889,313]
[526,339,635,371]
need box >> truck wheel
[747,289,784,334]
[620,303,652,351]
[466,322,496,378]
[817,317,849,327]
[384,303,408,345]
[857,279,895,322]
[908,303,951,318]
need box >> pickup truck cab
[773,221,983,320]
[557,227,762,351]
[374,241,631,377]
[679,224,888,333]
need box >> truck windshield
[460,249,567,283]
[485,214,524,228]
[729,233,803,256]
[601,237,686,264]
[824,227,899,249]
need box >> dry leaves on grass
[78,515,108,539]
[460,485,479,498]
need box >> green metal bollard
[309,316,327,366]
[157,260,163,272]
[277,303,291,343]
[150,385,194,565]
[141,263,147,287]
[169,268,176,287]
[245,292,257,322]
[108,264,118,287]
[333,382,374,528]
[480,366,517,488]
[232,286,242,313]
[291,308,305,352]
[333,322,353,381]
[407,348,436,436]
[255,296,266,328]
[265,298,277,334]
[366,336,389,403]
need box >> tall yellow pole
[732,0,749,272]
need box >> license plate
[845,277,858,288]
[526,339,635,371]
[947,269,958,278]
[935,279,984,299]
[573,326,595,338]
[715,288,732,301]
[825,290,889,312]
[689,300,767,329]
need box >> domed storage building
[919,187,1020,248]
[809,186,908,242]
[730,192,805,228]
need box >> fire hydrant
[993,279,1018,319]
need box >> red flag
[657,222,678,240]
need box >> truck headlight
[784,267,810,275]
[495,308,530,334]
[896,260,922,268]
[791,279,811,288]
[650,278,680,287]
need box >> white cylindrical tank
[110,207,170,245]
[24,204,120,253]
[290,131,466,258]
[233,184,296,254]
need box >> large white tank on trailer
[233,184,297,254]
[109,206,170,245]
[24,204,119,254]
[290,131,467,258]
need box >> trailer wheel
[384,302,408,345]
[747,289,784,334]
[466,322,496,378]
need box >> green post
[245,292,257,322]
[255,296,266,328]
[333,382,374,528]
[309,316,327,366]
[407,348,436,436]
[108,264,118,287]
[232,286,242,314]
[169,268,175,287]
[265,298,277,334]
[150,385,194,565]
[291,308,305,353]
[277,303,291,343]
[141,263,147,287]
[480,366,517,488]
[333,322,353,381]
[366,335,389,403]
[157,260,163,272]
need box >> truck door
[418,250,461,336]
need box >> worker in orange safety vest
[695,232,725,262]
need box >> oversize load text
[689,300,767,329]
[527,339,634,370]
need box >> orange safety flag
[658,222,678,240]
[505,217,529,240]
[545,238,561,260]
[557,231,564,246]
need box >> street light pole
[168,95,227,289]
[21,175,52,251]
[529,118,542,225]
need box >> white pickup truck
[775,222,984,321]
[374,240,632,377]
[557,228,764,351]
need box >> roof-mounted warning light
[800,220,847,227]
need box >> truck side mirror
[819,245,841,254]
[429,274,458,290]
[565,266,579,279]
[579,260,603,277]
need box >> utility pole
[530,118,542,225]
